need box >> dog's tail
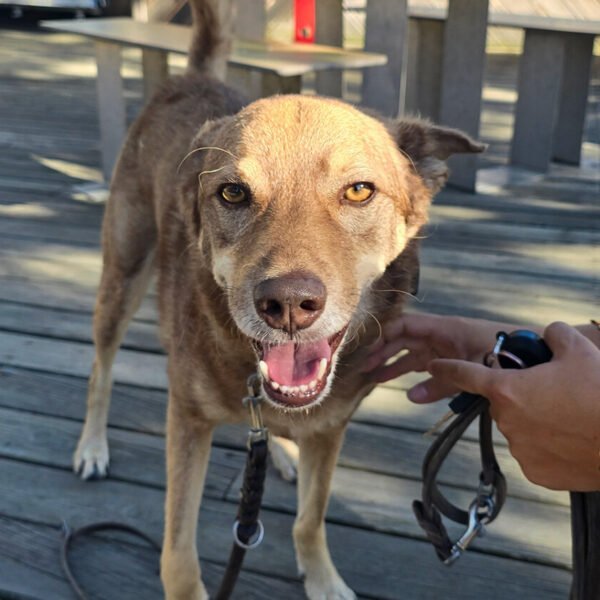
[187,0,233,79]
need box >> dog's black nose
[254,272,326,334]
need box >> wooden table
[407,7,600,174]
[41,17,387,182]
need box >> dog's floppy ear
[391,118,485,195]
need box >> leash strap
[215,436,269,600]
[413,392,506,564]
[61,521,162,600]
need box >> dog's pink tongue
[263,340,331,386]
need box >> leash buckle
[445,496,495,565]
[243,375,268,443]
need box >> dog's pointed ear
[391,118,486,194]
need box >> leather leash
[413,391,506,564]
[61,375,268,600]
[414,330,552,564]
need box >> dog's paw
[304,571,356,600]
[73,434,110,480]
[269,435,299,483]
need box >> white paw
[269,435,299,483]
[304,572,356,600]
[73,434,110,480]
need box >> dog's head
[178,95,483,410]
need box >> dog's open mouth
[252,327,347,408]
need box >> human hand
[428,322,600,491]
[362,313,515,402]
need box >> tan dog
[73,1,483,598]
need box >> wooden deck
[1,18,599,600]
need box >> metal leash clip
[242,374,268,445]
[444,487,495,565]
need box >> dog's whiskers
[198,166,227,193]
[176,145,238,174]
[375,288,424,303]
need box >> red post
[294,0,316,43]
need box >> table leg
[552,33,594,165]
[142,49,169,103]
[95,41,126,183]
[315,0,343,98]
[438,0,489,191]
[405,18,444,121]
[361,0,408,117]
[261,73,302,96]
[510,30,565,172]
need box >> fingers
[543,321,591,357]
[369,351,428,383]
[406,378,459,404]
[381,312,439,342]
[361,338,430,374]
[428,358,497,397]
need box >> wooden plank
[0,301,162,353]
[0,458,572,598]
[0,331,168,389]
[0,277,158,322]
[435,192,600,225]
[421,249,597,288]
[0,407,240,497]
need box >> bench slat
[41,17,387,78]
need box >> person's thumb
[428,358,495,397]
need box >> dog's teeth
[280,385,290,394]
[299,384,308,393]
[258,360,269,380]
[317,358,328,380]
[308,379,317,390]
[270,380,280,390]
[289,386,299,394]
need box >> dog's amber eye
[343,182,375,204]
[220,184,247,204]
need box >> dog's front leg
[294,427,356,600]
[161,395,213,600]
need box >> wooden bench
[41,17,387,182]
[407,6,600,174]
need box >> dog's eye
[343,182,375,204]
[219,184,247,204]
